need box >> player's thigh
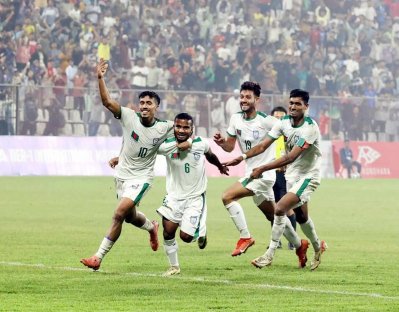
[181,196,206,237]
[246,178,275,206]
[222,180,254,201]
[115,178,151,206]
[287,176,320,209]
[157,195,184,225]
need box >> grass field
[0,177,398,311]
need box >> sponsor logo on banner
[357,146,381,164]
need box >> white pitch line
[1,261,398,300]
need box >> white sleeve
[268,119,283,139]
[297,125,319,147]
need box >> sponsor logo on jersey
[236,129,241,136]
[153,138,160,145]
[194,152,200,160]
[253,130,259,139]
[131,184,139,189]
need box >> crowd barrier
[1,136,366,178]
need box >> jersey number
[184,163,190,173]
[138,147,148,158]
[244,140,252,150]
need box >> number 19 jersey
[227,112,278,180]
[115,107,173,182]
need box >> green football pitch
[0,177,398,311]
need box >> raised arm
[97,59,121,118]
[213,131,236,152]
[205,148,229,175]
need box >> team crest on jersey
[253,130,259,139]
[153,138,160,145]
[236,129,241,136]
[194,152,200,160]
[190,216,198,225]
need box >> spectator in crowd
[339,139,362,178]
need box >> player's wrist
[241,153,247,160]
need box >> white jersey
[268,115,322,180]
[158,136,209,199]
[115,107,173,181]
[227,111,278,180]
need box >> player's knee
[294,207,307,224]
[179,231,193,243]
[163,230,175,241]
[112,212,125,224]
[222,191,233,205]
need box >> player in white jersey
[80,59,191,271]
[214,82,308,267]
[157,113,228,276]
[225,89,327,270]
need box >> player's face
[288,97,308,118]
[273,111,286,120]
[139,96,158,119]
[174,118,193,142]
[240,90,258,113]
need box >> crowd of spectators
[0,0,398,140]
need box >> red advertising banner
[332,141,399,178]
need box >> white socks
[266,215,286,257]
[95,237,114,260]
[139,216,154,232]
[225,201,250,238]
[300,217,321,251]
[282,216,301,249]
[164,239,179,267]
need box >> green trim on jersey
[296,138,306,147]
[243,112,257,121]
[155,118,168,123]
[193,137,202,143]
[164,137,177,143]
[282,115,291,120]
[241,178,250,187]
[304,116,314,125]
[257,111,268,118]
[227,131,236,137]
[133,183,150,204]
[193,193,206,240]
[296,179,311,197]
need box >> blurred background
[1,0,399,177]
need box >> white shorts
[287,176,320,208]
[157,193,207,237]
[239,176,275,206]
[114,178,151,205]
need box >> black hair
[138,91,161,106]
[271,106,287,115]
[174,112,193,123]
[290,89,309,103]
[240,81,261,98]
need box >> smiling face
[174,118,193,143]
[239,89,258,114]
[138,95,158,121]
[288,96,308,120]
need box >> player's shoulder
[256,111,268,118]
[192,136,209,150]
